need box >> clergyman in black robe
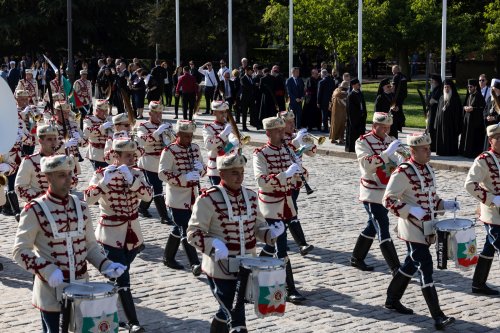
[258,68,277,122]
[426,74,442,152]
[345,78,367,152]
[373,78,396,134]
[459,78,486,158]
[434,79,462,156]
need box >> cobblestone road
[1,137,499,332]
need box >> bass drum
[0,78,18,155]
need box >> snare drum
[240,257,286,318]
[435,218,478,270]
[63,282,119,333]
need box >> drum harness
[485,151,500,215]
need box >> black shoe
[242,127,249,131]
[286,289,306,304]
[385,300,413,314]
[285,260,306,304]
[163,235,184,269]
[385,271,413,314]
[472,256,499,295]
[299,245,314,256]
[191,264,202,277]
[174,116,178,119]
[422,286,455,330]
[138,200,152,218]
[350,257,374,271]
[472,284,500,295]
[129,324,146,333]
[434,315,455,330]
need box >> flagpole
[67,0,74,82]
[289,0,293,73]
[175,0,180,66]
[440,0,447,80]
[228,0,233,71]
[357,0,362,84]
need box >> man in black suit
[286,67,305,128]
[317,69,335,133]
[239,66,254,131]
[259,68,277,123]
[272,65,286,111]
[345,78,367,152]
[215,71,236,116]
[151,59,166,104]
[7,60,20,93]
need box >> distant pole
[441,0,447,80]
[228,0,233,71]
[289,0,293,73]
[357,0,362,84]
[155,0,159,60]
[67,0,74,82]
[175,0,180,66]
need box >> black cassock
[427,87,442,152]
[434,94,462,156]
[459,91,486,158]
[259,74,277,122]
[345,90,367,152]
[303,77,320,130]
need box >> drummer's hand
[270,221,285,239]
[48,269,64,288]
[409,206,426,220]
[212,238,229,261]
[443,200,460,212]
[103,262,127,279]
[493,196,500,207]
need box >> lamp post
[440,0,447,80]
[67,0,74,82]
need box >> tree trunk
[398,47,410,80]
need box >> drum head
[63,282,115,298]
[435,218,474,232]
[241,257,284,269]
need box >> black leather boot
[472,256,499,295]
[285,260,305,304]
[138,200,152,218]
[7,191,21,222]
[182,238,201,276]
[422,286,455,330]
[153,196,173,225]
[380,239,401,276]
[350,235,374,271]
[288,220,314,256]
[118,289,145,333]
[210,317,229,333]
[2,199,13,216]
[163,234,184,269]
[385,271,413,314]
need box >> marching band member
[280,110,315,255]
[13,154,125,333]
[16,124,78,203]
[85,139,152,333]
[53,101,85,168]
[103,113,133,164]
[83,99,112,170]
[136,101,174,224]
[351,112,403,273]
[253,116,305,303]
[464,123,500,296]
[16,68,38,104]
[73,69,93,128]
[202,100,239,186]
[44,76,65,101]
[15,89,37,156]
[159,119,206,276]
[187,153,283,333]
[0,148,19,218]
[383,133,458,330]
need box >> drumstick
[102,267,127,275]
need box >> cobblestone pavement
[1,115,499,332]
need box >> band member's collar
[267,141,281,150]
[175,138,190,149]
[489,148,500,157]
[97,115,107,121]
[410,157,426,169]
[214,120,225,126]
[371,130,384,141]
[151,119,161,126]
[220,180,241,196]
[47,188,69,205]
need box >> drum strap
[34,194,84,282]
[485,151,500,176]
[218,185,252,256]
[405,161,437,229]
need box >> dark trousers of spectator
[321,106,330,132]
[239,99,253,129]
[174,93,181,118]
[164,84,173,106]
[182,92,196,120]
[204,86,215,114]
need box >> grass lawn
[170,81,467,129]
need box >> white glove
[492,196,500,207]
[409,206,426,220]
[270,221,285,239]
[443,200,460,212]
[295,128,307,144]
[117,164,134,184]
[284,163,301,178]
[102,166,116,185]
[193,160,204,171]
[103,262,127,279]
[185,171,200,182]
[154,123,170,137]
[100,121,113,131]
[72,131,81,140]
[48,269,64,288]
[220,124,232,137]
[212,238,229,262]
[0,163,10,173]
[383,140,401,157]
[64,137,79,148]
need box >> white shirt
[482,86,492,103]
[217,67,230,80]
[224,79,231,98]
[199,68,218,87]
